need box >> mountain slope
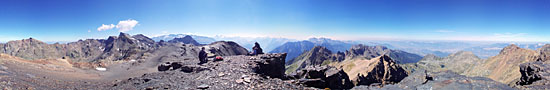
[270,41,315,63]
[405,51,483,74]
[285,46,337,74]
[333,55,408,86]
[465,44,538,84]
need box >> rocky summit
[354,55,408,86]
[353,70,515,90]
[111,53,310,89]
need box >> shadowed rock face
[252,53,287,78]
[292,66,354,89]
[515,44,550,89]
[353,70,514,90]
[355,55,408,86]
[517,62,547,85]
[167,35,201,46]
[516,61,550,89]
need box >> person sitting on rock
[251,42,264,55]
[198,47,208,65]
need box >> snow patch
[96,67,107,71]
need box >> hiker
[251,42,264,55]
[198,47,208,64]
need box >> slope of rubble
[353,70,515,90]
[111,53,312,89]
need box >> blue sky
[0,0,549,42]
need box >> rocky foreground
[112,53,313,89]
[353,70,514,90]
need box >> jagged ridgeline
[285,44,422,74]
[0,32,248,67]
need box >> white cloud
[97,24,115,31]
[435,30,455,33]
[96,19,139,32]
[116,19,139,32]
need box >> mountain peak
[500,44,521,54]
[379,54,393,62]
[8,37,46,44]
[168,35,200,45]
[537,44,550,62]
[311,46,331,52]
[118,32,131,38]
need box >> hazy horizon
[1,0,549,42]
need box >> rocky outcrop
[354,70,514,90]
[251,53,287,78]
[157,62,184,71]
[465,44,538,84]
[355,55,408,86]
[515,45,550,89]
[167,35,201,46]
[331,51,345,62]
[345,44,422,64]
[517,61,550,86]
[293,66,354,89]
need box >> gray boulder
[294,66,354,89]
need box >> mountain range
[1,32,550,89]
[152,33,550,62]
[285,44,422,74]
[151,34,296,52]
